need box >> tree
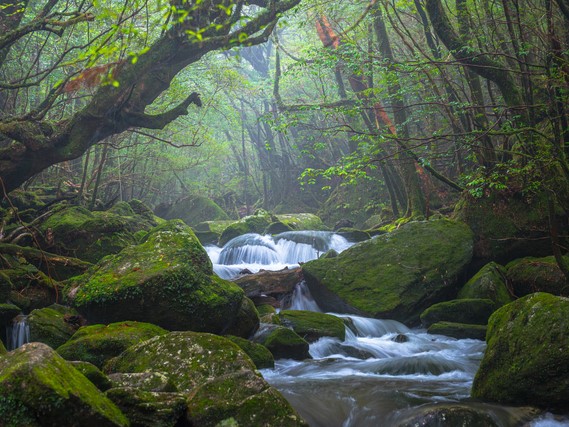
[0,0,301,194]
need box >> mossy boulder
[105,331,306,425]
[471,293,569,408]
[107,372,176,392]
[0,342,128,426]
[222,297,260,338]
[219,210,275,246]
[186,370,308,427]
[156,195,230,226]
[2,263,59,311]
[57,321,168,369]
[105,387,187,427]
[224,335,275,369]
[458,262,512,308]
[0,303,21,324]
[69,361,113,392]
[65,220,253,335]
[273,213,327,231]
[27,304,81,349]
[279,310,345,342]
[506,256,569,297]
[302,219,474,325]
[420,299,496,328]
[427,321,487,340]
[252,324,311,360]
[38,202,157,263]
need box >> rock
[279,310,345,342]
[234,267,302,308]
[0,339,6,354]
[3,264,59,311]
[420,299,496,328]
[192,220,235,245]
[391,402,540,427]
[336,228,370,242]
[105,331,306,425]
[107,372,177,392]
[471,293,569,408]
[224,335,275,369]
[252,324,311,360]
[0,303,21,324]
[0,342,128,426]
[57,321,167,369]
[38,202,157,263]
[506,256,569,297]
[186,370,308,427]
[222,297,259,338]
[155,195,230,226]
[427,321,487,340]
[0,270,11,301]
[105,387,187,427]
[274,213,327,231]
[65,220,253,335]
[219,210,275,246]
[458,262,512,308]
[302,219,474,325]
[28,304,81,349]
[69,361,113,391]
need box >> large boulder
[252,324,311,361]
[302,219,474,325]
[155,195,230,226]
[224,335,275,369]
[0,342,128,426]
[420,299,495,328]
[279,310,345,342]
[27,304,82,349]
[65,220,256,336]
[233,267,303,308]
[457,262,512,308]
[105,331,307,426]
[57,321,168,369]
[218,210,275,246]
[506,256,569,297]
[471,293,569,408]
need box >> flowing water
[6,314,30,351]
[208,232,569,426]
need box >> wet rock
[303,219,474,325]
[224,335,275,369]
[57,321,167,369]
[427,321,487,340]
[472,293,569,408]
[252,324,311,361]
[458,262,512,308]
[0,342,128,426]
[28,304,80,349]
[279,310,345,342]
[234,267,302,307]
[69,361,113,391]
[420,298,496,328]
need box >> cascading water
[206,232,569,426]
[6,314,30,351]
[206,231,353,279]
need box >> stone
[252,324,311,361]
[458,262,512,308]
[427,321,487,340]
[224,335,275,369]
[28,304,81,349]
[279,310,345,342]
[506,256,569,297]
[420,299,496,328]
[69,361,113,391]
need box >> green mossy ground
[0,342,128,427]
[279,310,345,342]
[458,262,512,308]
[302,219,474,325]
[506,256,569,297]
[472,293,569,408]
[57,321,168,369]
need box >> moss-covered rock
[0,339,6,354]
[2,264,59,311]
[427,321,487,340]
[0,270,11,301]
[302,219,474,325]
[219,210,275,246]
[0,342,128,426]
[222,297,260,338]
[69,361,113,392]
[274,213,327,231]
[0,303,21,324]
[38,202,157,263]
[224,335,275,369]
[420,299,496,328]
[471,293,569,408]
[458,262,512,308]
[107,372,176,392]
[57,321,168,369]
[105,387,187,427]
[156,195,230,226]
[186,370,308,427]
[65,220,251,335]
[252,325,310,360]
[279,310,345,342]
[506,256,569,297]
[105,330,305,425]
[336,228,370,242]
[27,304,81,349]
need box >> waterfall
[207,231,354,279]
[6,314,30,351]
[289,281,322,312]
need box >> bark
[0,0,300,194]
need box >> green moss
[222,297,260,338]
[69,361,113,391]
[219,211,275,246]
[256,304,276,317]
[28,304,80,349]
[279,310,345,342]
[274,214,327,231]
[506,256,569,297]
[224,335,274,369]
[458,262,512,308]
[253,326,310,361]
[0,339,6,354]
[471,293,569,408]
[107,372,176,392]
[0,342,128,426]
[420,299,496,328]
[57,321,167,369]
[427,321,487,340]
[0,303,21,324]
[159,195,230,226]
[302,219,474,324]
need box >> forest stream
[207,231,569,427]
